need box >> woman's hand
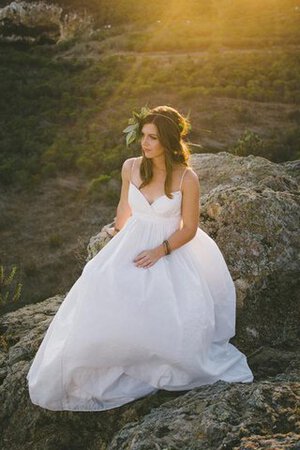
[133,245,165,269]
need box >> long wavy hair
[138,106,191,199]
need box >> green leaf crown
[122,106,191,147]
[122,106,151,147]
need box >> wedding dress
[26,158,253,411]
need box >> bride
[26,105,253,411]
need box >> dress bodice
[128,157,188,225]
[128,182,182,224]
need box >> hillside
[0,0,299,308]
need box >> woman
[27,105,253,412]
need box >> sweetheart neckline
[130,181,182,206]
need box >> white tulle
[26,180,253,411]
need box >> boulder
[0,1,93,44]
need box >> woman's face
[141,123,165,159]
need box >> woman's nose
[142,135,149,145]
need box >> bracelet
[163,239,171,255]
[163,240,170,255]
[162,241,167,255]
[165,239,171,254]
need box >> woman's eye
[141,135,156,139]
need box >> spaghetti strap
[130,157,136,182]
[179,167,188,191]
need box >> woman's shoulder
[121,156,142,180]
[175,163,197,177]
[181,165,199,188]
[123,156,142,168]
[185,165,198,177]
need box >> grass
[0,42,299,190]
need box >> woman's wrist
[157,243,168,258]
[162,239,171,255]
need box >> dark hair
[139,105,191,198]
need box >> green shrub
[0,265,22,311]
[264,126,300,162]
[231,127,300,162]
[88,174,111,199]
[232,129,265,157]
[89,174,111,186]
[0,23,299,188]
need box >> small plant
[88,174,111,200]
[0,265,22,309]
[232,129,265,157]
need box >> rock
[86,220,115,259]
[0,1,94,44]
[88,152,300,354]
[0,152,299,449]
[196,154,300,353]
[0,298,299,450]
[108,377,300,450]
[235,432,300,449]
[0,297,299,449]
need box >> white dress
[26,158,253,411]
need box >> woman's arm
[111,158,134,233]
[155,169,200,257]
[133,169,200,268]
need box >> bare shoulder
[181,167,200,203]
[121,157,136,180]
[183,167,199,188]
[122,156,142,180]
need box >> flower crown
[122,106,191,147]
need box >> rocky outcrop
[108,376,300,450]
[194,153,300,353]
[0,152,299,449]
[89,152,300,354]
[0,298,299,450]
[0,1,93,44]
[0,295,299,450]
